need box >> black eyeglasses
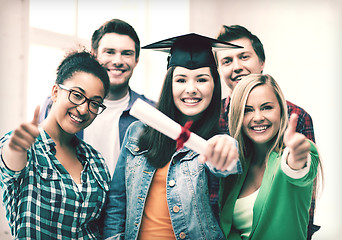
[58,84,106,115]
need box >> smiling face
[216,37,265,91]
[51,71,105,135]
[172,66,214,121]
[95,32,138,97]
[242,84,281,147]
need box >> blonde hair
[229,74,288,164]
[229,73,324,204]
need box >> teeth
[252,126,267,131]
[183,99,200,103]
[109,69,124,73]
[70,114,83,123]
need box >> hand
[283,114,311,170]
[198,135,239,171]
[7,106,40,153]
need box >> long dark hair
[138,66,222,168]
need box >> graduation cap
[142,33,243,70]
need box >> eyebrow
[102,47,135,53]
[196,74,210,77]
[221,49,251,58]
[261,102,274,106]
[174,73,210,78]
[245,102,274,108]
[122,49,135,53]
[71,86,104,101]
[173,74,186,78]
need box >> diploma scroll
[130,98,207,154]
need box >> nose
[111,53,123,66]
[185,81,197,95]
[232,59,243,73]
[253,110,265,122]
[76,101,89,115]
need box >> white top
[233,189,259,239]
[84,92,130,177]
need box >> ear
[51,84,59,102]
[260,61,265,73]
[91,48,97,58]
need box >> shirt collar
[36,127,87,165]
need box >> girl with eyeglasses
[0,50,111,239]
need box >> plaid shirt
[0,128,111,239]
[217,97,319,239]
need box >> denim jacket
[103,121,241,240]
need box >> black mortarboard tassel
[142,33,242,70]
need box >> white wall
[0,0,28,238]
[0,0,29,136]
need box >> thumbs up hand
[7,105,40,153]
[283,114,311,170]
[2,106,40,171]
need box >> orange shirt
[138,163,176,240]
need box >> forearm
[1,141,28,172]
[281,147,311,179]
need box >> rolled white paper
[130,98,207,154]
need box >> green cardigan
[219,141,319,240]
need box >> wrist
[281,147,311,179]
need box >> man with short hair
[39,19,154,177]
[215,24,318,239]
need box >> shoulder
[286,100,311,118]
[126,121,146,137]
[39,95,53,123]
[76,137,106,162]
[130,89,156,106]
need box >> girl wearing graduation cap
[103,34,242,240]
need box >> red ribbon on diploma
[176,120,193,150]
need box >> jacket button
[179,232,186,239]
[173,205,180,213]
[169,180,176,187]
